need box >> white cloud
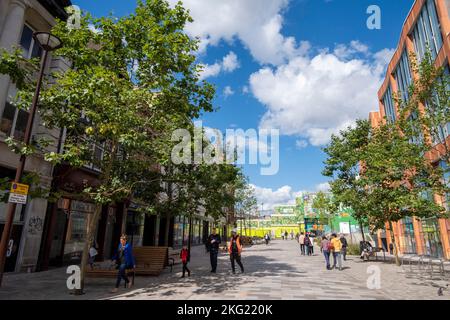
[168,0,308,65]
[250,42,394,146]
[199,51,240,80]
[251,183,332,210]
[250,184,303,210]
[222,51,240,72]
[223,86,235,97]
[295,140,308,149]
[200,63,222,79]
[315,182,331,192]
[242,85,250,94]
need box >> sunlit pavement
[0,240,448,300]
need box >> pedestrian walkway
[0,240,448,300]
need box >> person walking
[340,234,348,261]
[207,228,221,273]
[228,229,244,274]
[111,234,135,293]
[88,241,98,270]
[284,231,288,240]
[321,236,331,270]
[180,245,191,278]
[304,234,311,256]
[330,233,343,270]
[290,231,294,240]
[308,235,314,255]
[299,232,305,255]
[264,233,270,245]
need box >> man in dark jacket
[340,234,348,261]
[207,228,221,273]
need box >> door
[49,209,69,266]
[0,224,24,272]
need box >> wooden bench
[86,246,169,281]
[133,246,168,276]
[167,248,182,272]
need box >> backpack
[327,241,335,251]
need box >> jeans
[333,252,343,269]
[210,249,218,272]
[182,262,190,277]
[323,251,330,269]
[341,247,347,261]
[115,263,129,288]
[230,253,244,273]
[300,244,305,255]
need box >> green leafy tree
[396,50,450,210]
[0,0,215,292]
[322,119,372,240]
[312,191,333,228]
[360,122,447,265]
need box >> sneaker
[110,288,119,293]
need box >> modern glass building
[372,0,450,259]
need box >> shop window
[420,218,444,258]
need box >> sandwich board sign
[8,182,29,205]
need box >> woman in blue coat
[111,234,135,293]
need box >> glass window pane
[19,25,33,58]
[0,102,16,135]
[30,41,42,59]
[13,109,29,141]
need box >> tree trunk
[75,141,118,294]
[359,221,365,242]
[163,177,172,247]
[388,220,400,266]
[75,204,102,295]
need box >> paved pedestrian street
[0,240,448,300]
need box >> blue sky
[73,0,414,209]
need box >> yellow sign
[10,183,29,195]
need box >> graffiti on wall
[28,216,43,235]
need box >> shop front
[420,217,444,258]
[399,217,417,254]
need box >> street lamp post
[0,32,62,286]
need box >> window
[19,24,42,59]
[394,50,412,103]
[439,160,450,211]
[411,0,444,61]
[83,141,105,172]
[429,65,450,145]
[0,87,29,141]
[382,85,396,123]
